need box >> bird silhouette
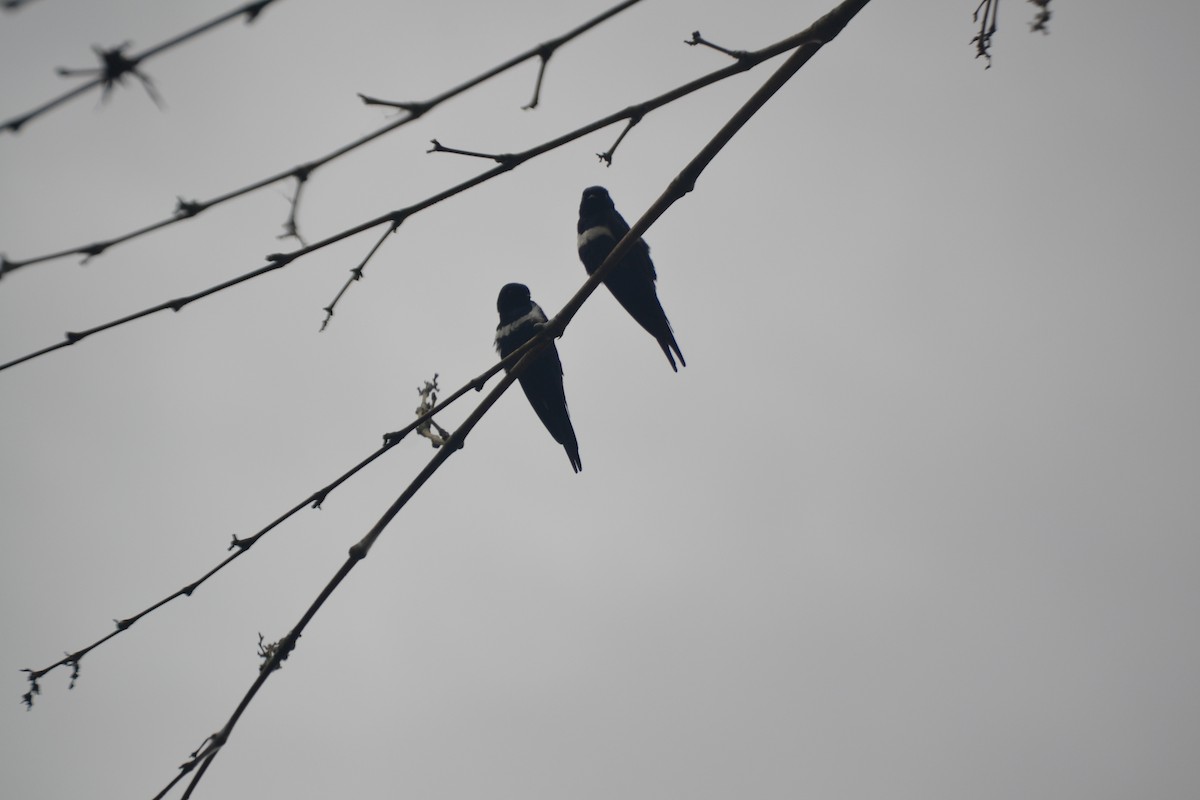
[494,283,581,473]
[577,185,685,371]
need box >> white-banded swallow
[577,185,685,372]
[494,283,582,474]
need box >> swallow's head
[579,185,615,218]
[497,282,532,317]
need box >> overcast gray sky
[3,1,1199,798]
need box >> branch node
[185,734,215,764]
[3,115,32,134]
[79,242,108,264]
[114,617,134,631]
[357,94,432,117]
[243,0,274,23]
[59,43,165,108]
[174,197,205,218]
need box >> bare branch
[18,341,543,705]
[1,0,646,272]
[1,21,829,373]
[148,2,871,793]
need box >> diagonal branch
[1,22,835,375]
[1,0,646,274]
[165,332,552,800]
[151,2,871,795]
[19,335,557,708]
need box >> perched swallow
[577,185,685,371]
[494,283,582,474]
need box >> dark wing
[517,341,582,472]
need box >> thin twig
[523,44,554,109]
[276,169,310,246]
[684,30,751,61]
[596,112,642,165]
[426,138,518,164]
[320,220,401,331]
[150,2,870,794]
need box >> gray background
[2,1,1198,798]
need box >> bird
[576,185,685,371]
[494,283,582,473]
